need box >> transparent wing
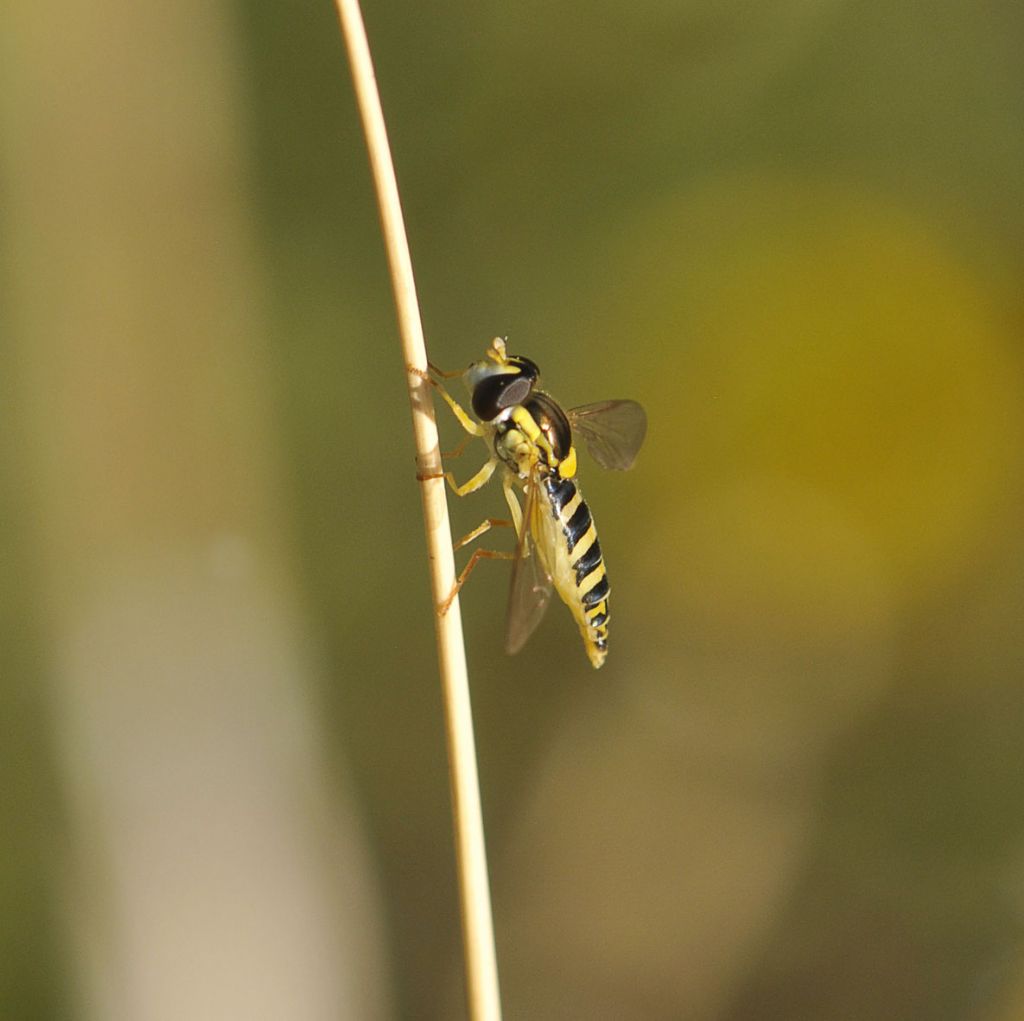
[504,471,554,655]
[568,399,648,471]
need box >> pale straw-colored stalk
[332,2,502,1018]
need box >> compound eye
[472,373,533,420]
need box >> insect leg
[439,513,514,613]
[428,360,465,379]
[417,456,497,494]
[407,365,482,437]
[442,433,473,460]
[439,547,515,616]
[445,457,497,497]
[454,518,513,551]
[501,473,524,541]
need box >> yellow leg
[417,457,497,495]
[454,518,513,551]
[428,360,465,379]
[439,548,515,615]
[407,364,482,437]
[446,458,497,497]
[501,474,524,536]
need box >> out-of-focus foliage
[3,0,1023,1018]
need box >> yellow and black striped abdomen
[542,474,610,668]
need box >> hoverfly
[418,337,646,669]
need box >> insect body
[423,338,646,669]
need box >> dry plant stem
[333,1,502,1019]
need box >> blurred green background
[3,1,1024,1018]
